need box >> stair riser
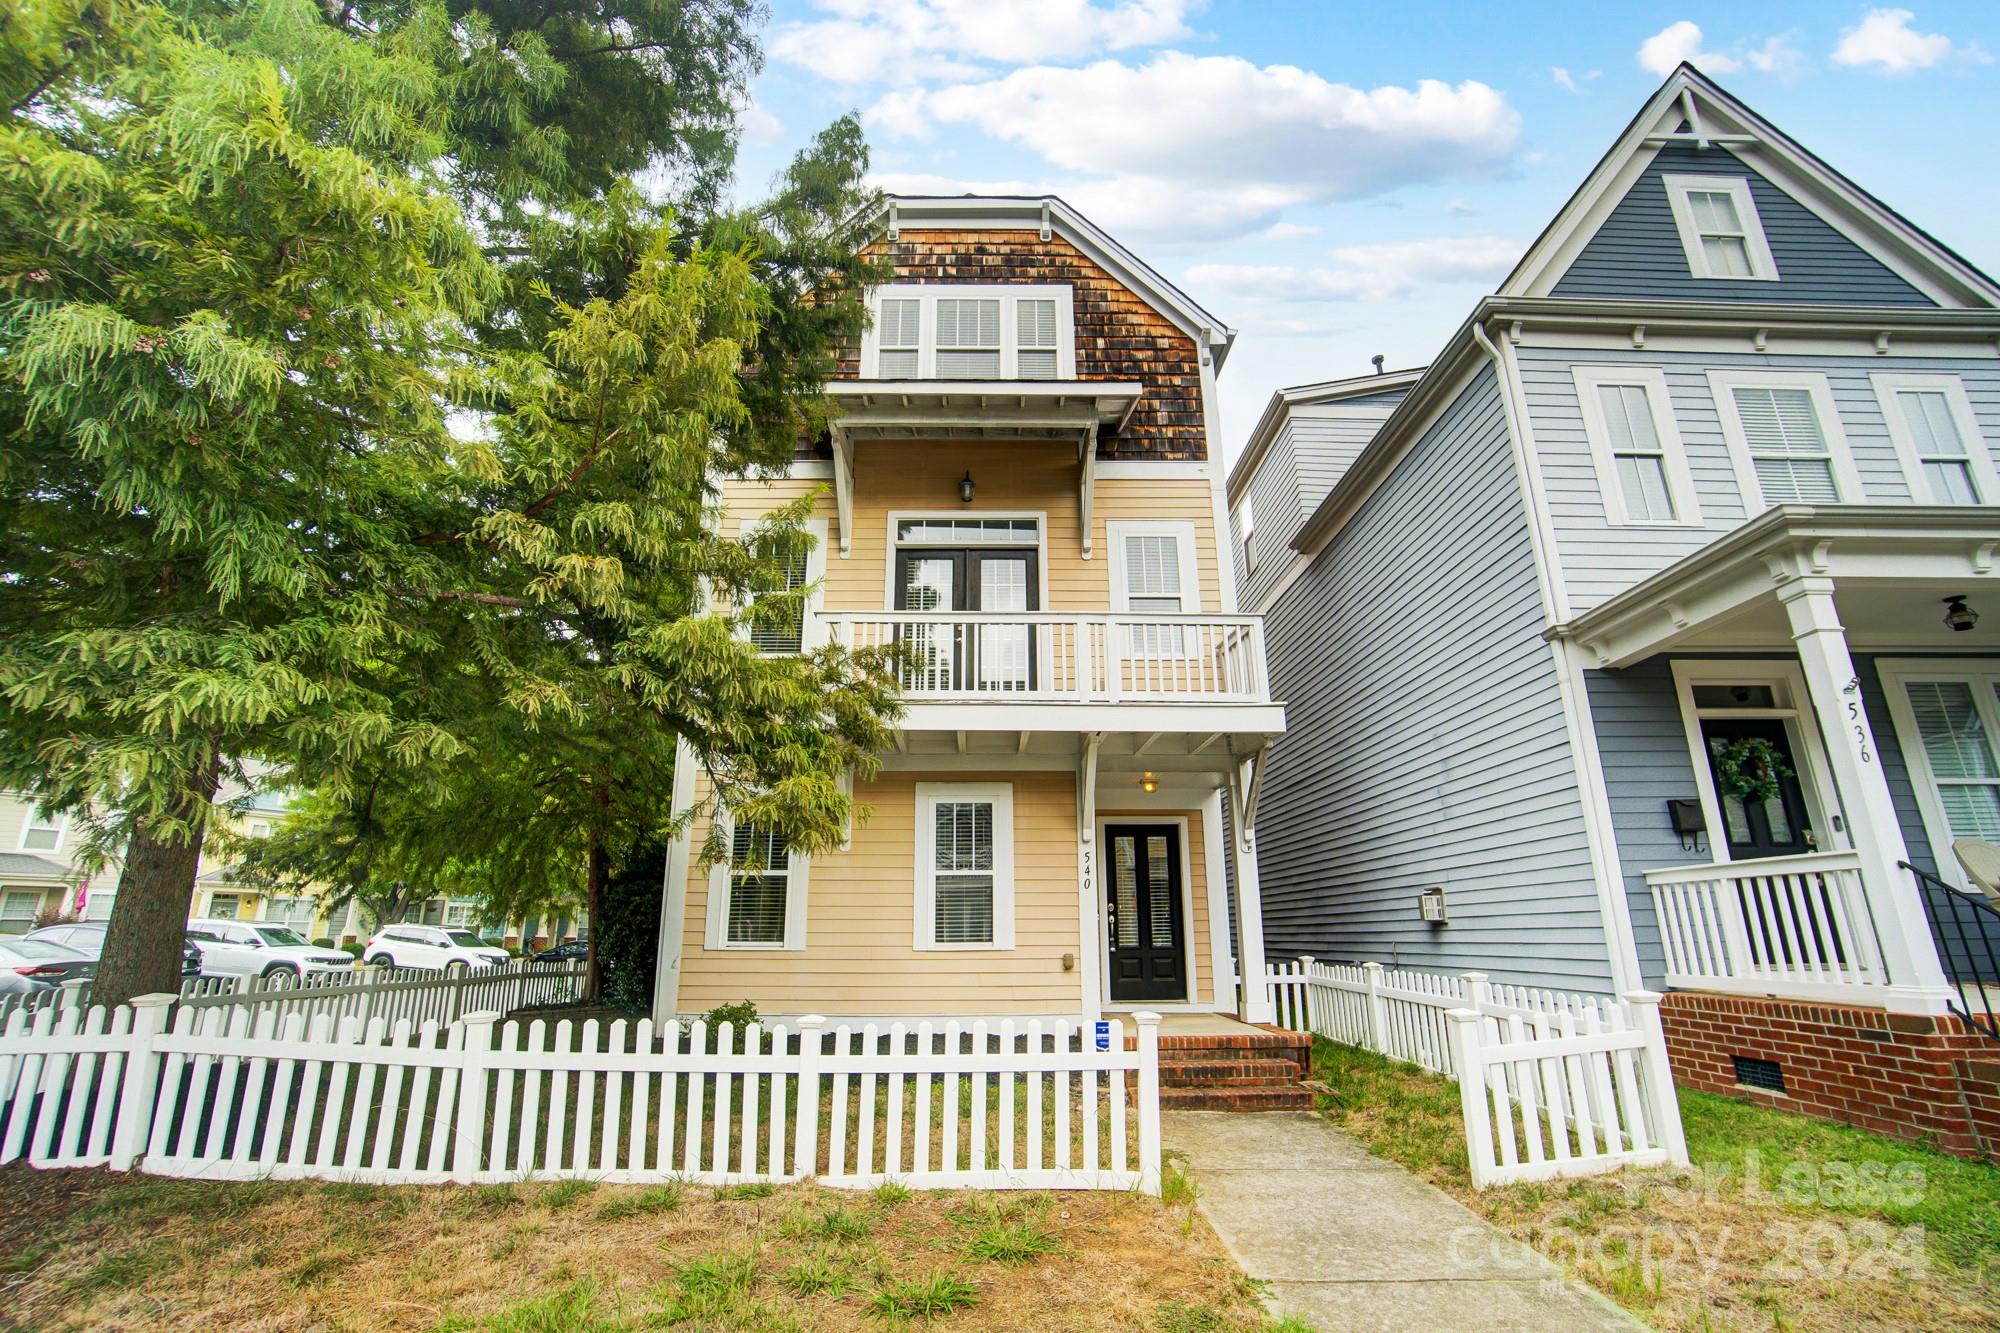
[1160,1089,1316,1111]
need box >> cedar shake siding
[832,230,1208,462]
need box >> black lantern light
[959,470,975,504]
[1943,594,1979,633]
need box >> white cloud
[868,55,1522,242]
[1446,198,1475,216]
[1185,234,1521,304]
[1259,221,1323,240]
[771,0,1195,85]
[1551,66,1580,94]
[1638,20,1740,76]
[1744,33,1805,74]
[737,98,785,147]
[1832,8,1989,73]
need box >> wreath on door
[1710,737,1793,803]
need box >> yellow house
[0,790,109,932]
[652,197,1286,1025]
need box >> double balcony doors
[894,547,1038,693]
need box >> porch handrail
[1644,850,1887,1000]
[1904,860,2000,1042]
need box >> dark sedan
[0,938,96,995]
[533,940,588,963]
[25,922,202,977]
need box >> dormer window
[1663,175,1779,282]
[862,284,1075,381]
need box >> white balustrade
[1645,851,1887,1000]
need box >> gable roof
[873,195,1238,369]
[0,852,70,882]
[1499,64,2000,309]
[1225,367,1426,504]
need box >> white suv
[363,925,510,972]
[186,920,355,983]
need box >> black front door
[1700,718,1816,861]
[1105,824,1185,1002]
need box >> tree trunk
[93,755,221,1008]
[584,834,608,1005]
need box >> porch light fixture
[1943,594,1978,633]
[959,470,975,504]
[1140,772,1158,794]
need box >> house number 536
[1844,679,1872,764]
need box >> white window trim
[881,511,1050,611]
[914,781,1015,952]
[703,810,810,952]
[1707,369,1866,514]
[860,284,1077,381]
[1669,659,1846,864]
[1869,372,1998,506]
[1235,500,1257,575]
[1662,173,1780,282]
[1572,365,1704,528]
[16,808,65,854]
[736,514,828,652]
[1876,658,2000,890]
[1106,519,1203,614]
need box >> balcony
[822,612,1270,705]
[1645,851,1889,1001]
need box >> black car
[24,922,203,977]
[533,939,587,963]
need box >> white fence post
[1134,1011,1162,1195]
[1295,957,1315,1033]
[108,993,175,1171]
[792,1014,825,1181]
[1461,972,1491,1009]
[453,1010,498,1184]
[1621,990,1689,1166]
[1362,961,1386,1052]
[1445,1009,1496,1189]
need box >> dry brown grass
[0,1166,1275,1332]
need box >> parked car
[0,938,96,995]
[364,925,511,972]
[25,922,202,978]
[184,919,354,983]
[532,940,586,963]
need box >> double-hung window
[1663,174,1779,281]
[708,816,808,950]
[1235,500,1257,576]
[0,891,39,934]
[915,783,1013,950]
[1573,366,1701,526]
[1109,520,1200,657]
[1872,373,1996,505]
[17,808,63,853]
[1709,371,1862,512]
[862,285,1076,380]
[739,517,826,655]
[1879,662,2000,885]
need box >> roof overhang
[1225,366,1427,505]
[891,702,1287,767]
[1549,505,2000,669]
[870,195,1237,370]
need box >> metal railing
[1905,860,2000,1042]
[822,612,1268,703]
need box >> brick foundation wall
[1660,991,1999,1161]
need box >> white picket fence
[0,998,1163,1194]
[178,959,586,1033]
[0,974,238,1025]
[1267,958,1687,1188]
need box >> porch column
[1227,756,1273,1025]
[1777,577,1954,1012]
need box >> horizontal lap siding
[1254,366,1614,993]
[1551,142,1932,305]
[1290,410,1395,533]
[719,447,1222,613]
[679,771,1082,1014]
[1233,427,1302,612]
[1522,347,2000,613]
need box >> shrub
[700,1000,759,1030]
[311,937,334,949]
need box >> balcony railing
[1645,851,1888,1000]
[821,612,1269,704]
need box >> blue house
[1231,66,2000,1152]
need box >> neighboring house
[651,195,1285,1026]
[1232,65,2000,1156]
[0,790,115,933]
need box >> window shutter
[1733,386,1838,503]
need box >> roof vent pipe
[1370,354,1385,375]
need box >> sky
[731,2,2000,462]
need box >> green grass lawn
[1310,1038,2000,1331]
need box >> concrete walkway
[1165,1111,1644,1332]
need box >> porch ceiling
[884,713,1282,772]
[1552,505,2000,669]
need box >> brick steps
[1145,1024,1315,1112]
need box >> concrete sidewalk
[1165,1111,1644,1332]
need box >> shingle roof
[0,853,72,881]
